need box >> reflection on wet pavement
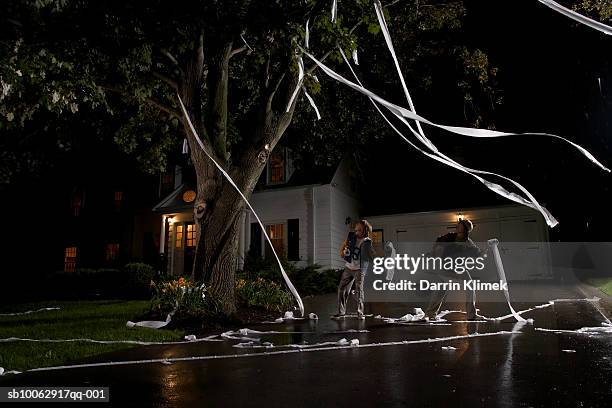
[1,286,611,407]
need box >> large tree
[5,0,568,314]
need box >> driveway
[1,283,611,407]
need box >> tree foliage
[0,0,505,183]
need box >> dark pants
[337,267,365,315]
[424,270,477,319]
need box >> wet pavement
[1,283,611,407]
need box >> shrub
[123,263,156,298]
[240,255,341,295]
[149,277,223,323]
[236,277,294,312]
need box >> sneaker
[357,314,366,320]
[331,313,346,319]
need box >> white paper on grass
[0,334,223,346]
[0,307,60,316]
[177,94,304,317]
[305,19,310,49]
[334,46,561,228]
[0,367,22,376]
[127,311,173,329]
[538,0,612,36]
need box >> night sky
[1,0,611,247]
[362,0,612,241]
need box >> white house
[154,148,551,279]
[153,149,362,274]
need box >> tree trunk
[189,154,266,315]
[180,36,298,316]
[186,114,290,316]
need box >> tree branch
[304,0,403,75]
[229,46,248,59]
[152,71,178,91]
[98,84,180,118]
[266,72,286,113]
[205,42,233,161]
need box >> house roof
[153,159,342,213]
[152,184,194,214]
[255,162,338,191]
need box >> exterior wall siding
[248,186,312,267]
[330,187,361,270]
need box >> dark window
[71,192,82,217]
[160,171,175,196]
[114,191,123,211]
[249,223,262,258]
[288,219,299,261]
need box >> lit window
[175,225,184,248]
[266,224,285,256]
[114,191,123,211]
[268,151,285,184]
[64,247,77,272]
[186,223,196,247]
[105,243,119,261]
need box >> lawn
[587,278,612,297]
[0,300,184,372]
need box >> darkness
[362,0,612,241]
[1,0,611,289]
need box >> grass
[0,300,184,372]
[586,278,612,297]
